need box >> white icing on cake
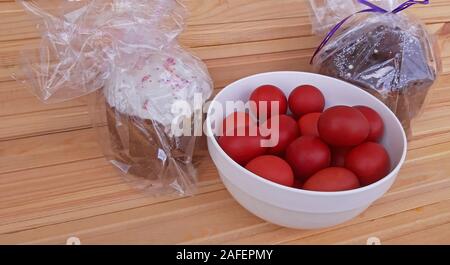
[104,51,212,127]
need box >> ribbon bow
[310,0,430,64]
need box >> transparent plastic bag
[309,0,440,135]
[16,0,214,195]
[308,0,402,34]
[308,0,359,35]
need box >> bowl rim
[206,71,408,197]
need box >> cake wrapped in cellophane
[15,0,213,195]
[309,0,440,135]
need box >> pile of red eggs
[217,84,391,192]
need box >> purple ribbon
[310,0,430,64]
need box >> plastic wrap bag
[309,0,403,34]
[309,0,359,35]
[16,0,214,195]
[309,0,440,135]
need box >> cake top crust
[104,50,212,126]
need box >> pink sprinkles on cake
[143,99,149,111]
[141,74,152,84]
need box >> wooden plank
[1,0,449,42]
[0,80,86,116]
[0,156,222,229]
[196,190,450,245]
[2,178,450,244]
[0,0,309,42]
[384,222,450,244]
[284,198,450,244]
[0,128,102,174]
[3,166,450,244]
[183,17,312,47]
[0,190,240,244]
[0,105,91,140]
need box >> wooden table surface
[0,0,450,244]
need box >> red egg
[354,106,385,142]
[298,112,321,137]
[218,134,267,166]
[345,142,391,186]
[318,106,370,147]
[249,85,288,120]
[303,167,361,192]
[246,155,294,187]
[261,115,300,156]
[220,111,256,136]
[288,85,325,117]
[285,136,331,180]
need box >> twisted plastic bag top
[17,0,211,105]
[309,0,402,34]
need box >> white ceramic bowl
[206,71,407,229]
